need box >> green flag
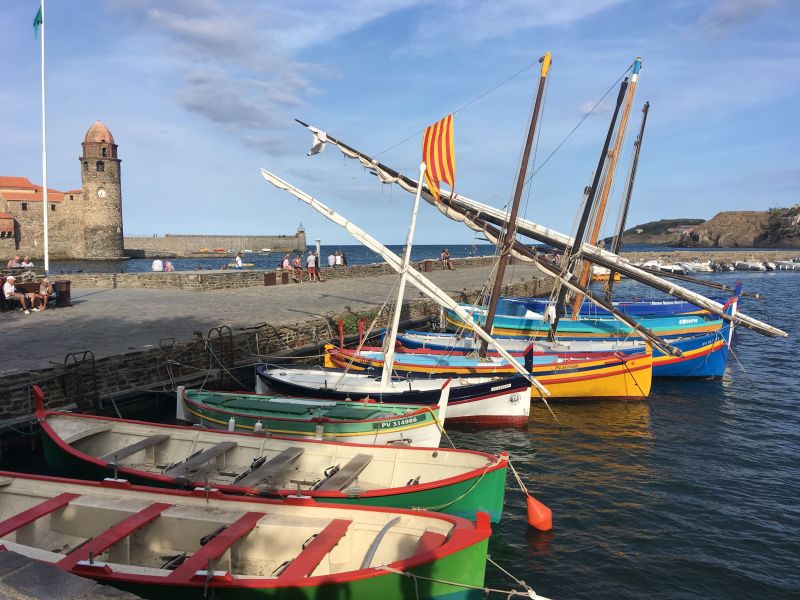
[33,6,42,39]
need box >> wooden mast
[548,75,629,339]
[478,51,551,357]
[570,57,642,317]
[605,100,650,300]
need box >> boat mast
[570,57,642,317]
[548,75,629,339]
[478,51,551,357]
[380,163,426,390]
[605,101,650,300]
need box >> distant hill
[613,208,800,248]
[605,219,706,245]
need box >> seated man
[36,278,56,310]
[3,276,37,314]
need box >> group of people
[327,250,348,268]
[440,248,455,270]
[151,257,175,272]
[6,255,35,268]
[281,250,325,282]
[3,276,54,315]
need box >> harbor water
[4,270,798,598]
[472,271,799,599]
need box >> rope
[507,458,530,497]
[377,564,547,599]
[374,60,539,158]
[412,463,490,512]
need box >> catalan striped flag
[422,114,455,202]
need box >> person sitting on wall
[21,256,34,267]
[3,276,37,314]
[234,252,244,268]
[440,248,454,270]
[6,255,21,268]
[334,250,343,267]
[36,278,55,310]
[151,256,164,272]
[164,259,175,272]
[282,254,293,271]
[328,252,336,268]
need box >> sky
[2,0,798,244]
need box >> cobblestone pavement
[1,264,547,374]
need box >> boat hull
[444,306,722,339]
[178,390,444,448]
[255,365,531,426]
[398,324,732,379]
[327,348,653,401]
[37,409,508,523]
[0,472,493,600]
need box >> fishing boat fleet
[4,52,788,599]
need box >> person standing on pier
[307,250,320,281]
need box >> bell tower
[80,120,124,258]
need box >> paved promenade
[2,264,547,375]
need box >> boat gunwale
[36,406,506,500]
[0,470,491,590]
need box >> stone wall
[124,231,307,257]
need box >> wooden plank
[164,441,237,478]
[0,493,80,538]
[414,531,447,556]
[167,511,264,582]
[99,435,169,463]
[235,447,304,488]
[278,519,351,580]
[316,454,373,491]
[57,502,171,569]
[62,424,112,445]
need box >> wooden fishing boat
[326,345,653,400]
[176,386,448,447]
[397,322,733,378]
[498,296,718,318]
[35,397,509,522]
[443,304,723,339]
[255,365,532,426]
[590,266,621,282]
[0,471,493,599]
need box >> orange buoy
[526,494,552,531]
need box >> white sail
[296,123,786,339]
[259,168,551,399]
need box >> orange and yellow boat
[324,344,652,401]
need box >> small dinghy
[0,471,492,599]
[177,385,449,448]
[35,388,510,522]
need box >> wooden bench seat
[99,434,170,464]
[164,441,237,478]
[235,447,305,488]
[277,519,351,580]
[316,454,373,491]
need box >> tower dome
[84,121,115,145]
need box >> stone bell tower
[79,120,124,258]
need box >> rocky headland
[615,207,800,248]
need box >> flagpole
[40,0,49,273]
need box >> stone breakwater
[620,249,799,263]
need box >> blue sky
[2,0,798,244]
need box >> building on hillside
[0,120,124,260]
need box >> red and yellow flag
[422,114,455,201]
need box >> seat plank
[167,511,265,582]
[63,424,112,445]
[99,435,170,463]
[164,441,237,477]
[0,493,80,538]
[278,519,351,580]
[57,502,171,569]
[316,454,373,491]
[235,447,305,488]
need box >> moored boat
[0,471,493,599]
[35,392,509,522]
[255,365,532,426]
[326,345,653,400]
[177,386,448,447]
